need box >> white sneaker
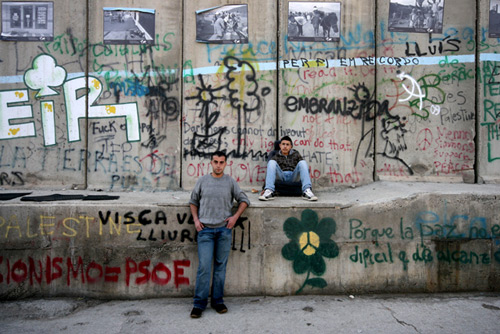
[259,189,276,201]
[302,188,318,201]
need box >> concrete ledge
[1,181,499,299]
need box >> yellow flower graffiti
[282,209,339,294]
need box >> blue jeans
[265,160,312,192]
[193,226,232,309]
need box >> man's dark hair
[212,150,227,160]
[280,136,293,146]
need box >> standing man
[213,14,226,39]
[311,11,322,37]
[409,8,417,28]
[189,151,250,318]
[294,12,307,36]
[259,136,318,201]
[427,0,441,14]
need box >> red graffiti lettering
[1,256,190,288]
[86,262,103,284]
[151,262,172,285]
[173,260,190,288]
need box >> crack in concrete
[381,303,421,334]
[482,303,500,311]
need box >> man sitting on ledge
[259,135,318,201]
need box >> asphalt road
[1,293,499,334]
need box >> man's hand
[190,204,204,232]
[225,216,238,229]
[194,219,204,232]
[226,202,248,229]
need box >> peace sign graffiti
[417,128,433,151]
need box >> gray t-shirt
[189,174,250,227]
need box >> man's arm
[225,201,248,229]
[226,180,250,229]
[190,203,204,232]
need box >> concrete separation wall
[1,0,500,299]
[86,0,183,191]
[479,0,500,183]
[1,182,499,299]
[376,0,476,183]
[183,0,277,189]
[0,0,499,191]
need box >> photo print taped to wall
[1,1,54,41]
[388,0,444,34]
[195,4,248,44]
[288,2,341,42]
[103,7,155,45]
[490,0,500,38]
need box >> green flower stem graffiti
[281,209,339,294]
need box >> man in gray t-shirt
[189,151,250,318]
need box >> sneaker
[259,189,276,201]
[190,307,203,318]
[212,303,228,314]
[302,188,318,201]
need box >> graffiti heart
[8,128,20,136]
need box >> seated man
[259,135,318,201]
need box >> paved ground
[1,293,499,334]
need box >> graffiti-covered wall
[0,0,182,191]
[0,0,499,191]
[479,0,500,183]
[1,185,499,299]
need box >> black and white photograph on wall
[490,0,500,37]
[195,5,248,44]
[388,0,445,34]
[1,1,53,41]
[288,2,341,42]
[103,8,155,45]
